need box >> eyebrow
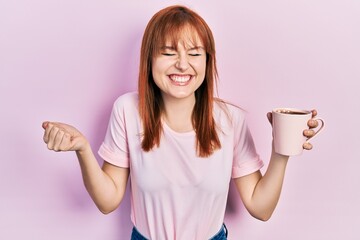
[188,46,204,51]
[161,46,176,51]
[160,46,205,51]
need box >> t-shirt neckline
[162,119,196,137]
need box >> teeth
[169,75,191,83]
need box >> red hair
[138,5,221,157]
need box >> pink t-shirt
[98,92,263,240]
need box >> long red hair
[138,5,221,157]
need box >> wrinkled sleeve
[232,112,264,178]
[98,98,130,168]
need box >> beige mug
[272,108,324,156]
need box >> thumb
[266,112,273,125]
[42,121,49,129]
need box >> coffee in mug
[272,108,324,156]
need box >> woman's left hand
[302,109,319,150]
[266,109,319,151]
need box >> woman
[42,5,319,240]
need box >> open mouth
[168,74,193,86]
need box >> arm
[234,149,288,221]
[234,110,319,221]
[42,121,129,214]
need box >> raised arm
[42,121,129,214]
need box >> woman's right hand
[42,121,89,152]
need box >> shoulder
[109,92,139,121]
[113,92,139,110]
[214,98,247,124]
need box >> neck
[161,94,195,133]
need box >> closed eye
[189,53,202,56]
[161,53,176,56]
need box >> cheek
[152,58,172,75]
[151,60,169,89]
[151,60,163,81]
[194,60,206,77]
[189,55,206,69]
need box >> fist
[42,122,88,152]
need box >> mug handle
[305,117,325,143]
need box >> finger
[303,129,315,138]
[303,142,313,150]
[267,112,273,125]
[308,119,319,129]
[47,125,61,150]
[42,121,49,130]
[43,122,55,143]
[311,109,317,118]
[59,133,72,151]
[53,130,65,151]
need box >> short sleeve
[98,97,130,168]
[231,112,264,178]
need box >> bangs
[155,25,204,53]
[150,8,212,55]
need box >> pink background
[1,0,359,239]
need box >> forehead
[162,25,204,48]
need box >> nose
[175,54,190,71]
